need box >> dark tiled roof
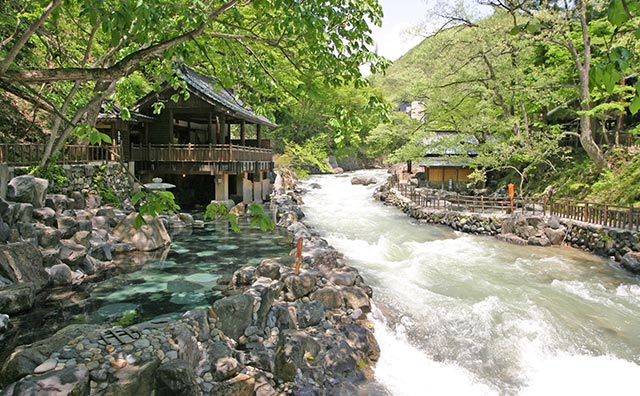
[177,65,277,128]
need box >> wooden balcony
[0,143,120,166]
[130,143,273,163]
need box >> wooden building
[418,130,478,190]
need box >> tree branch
[0,0,62,74]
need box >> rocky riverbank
[0,170,380,395]
[375,180,640,274]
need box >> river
[301,170,640,396]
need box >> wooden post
[241,120,246,146]
[256,124,262,148]
[208,112,214,144]
[629,205,633,231]
[295,237,303,276]
[218,114,226,145]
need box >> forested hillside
[370,2,640,205]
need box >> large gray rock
[7,175,48,208]
[5,366,89,396]
[339,286,371,313]
[155,359,201,396]
[57,215,78,239]
[212,294,254,341]
[36,225,62,249]
[58,240,87,268]
[47,263,73,286]
[0,283,35,314]
[0,313,8,332]
[544,227,566,246]
[295,300,325,328]
[621,252,640,274]
[0,242,48,290]
[274,330,320,382]
[103,359,160,396]
[45,194,72,213]
[112,213,171,251]
[350,175,377,186]
[283,273,317,299]
[252,278,283,329]
[310,286,343,309]
[32,207,56,227]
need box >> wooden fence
[549,199,640,231]
[393,182,537,214]
[0,143,120,166]
[130,143,273,163]
[391,181,640,231]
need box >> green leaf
[120,107,131,121]
[608,0,629,27]
[630,95,640,115]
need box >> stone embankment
[375,182,640,273]
[0,170,379,395]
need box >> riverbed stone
[103,358,160,396]
[7,175,49,208]
[47,263,73,286]
[528,236,551,247]
[112,213,171,251]
[621,252,640,273]
[212,294,254,341]
[544,227,566,245]
[328,270,357,286]
[295,300,325,328]
[0,313,9,332]
[256,259,282,280]
[36,225,62,249]
[350,175,377,186]
[310,286,343,309]
[339,286,371,313]
[218,373,255,396]
[59,239,88,268]
[8,365,89,396]
[283,273,317,299]
[33,207,57,227]
[0,242,48,290]
[155,359,201,396]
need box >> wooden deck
[130,143,272,163]
[0,143,120,166]
[1,143,272,166]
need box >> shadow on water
[0,218,291,364]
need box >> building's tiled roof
[422,130,478,157]
[177,65,277,128]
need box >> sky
[371,0,431,61]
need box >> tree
[0,0,387,165]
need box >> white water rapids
[300,170,640,396]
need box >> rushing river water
[301,170,640,396]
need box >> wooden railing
[130,143,272,163]
[393,182,534,214]
[0,143,120,165]
[549,199,640,231]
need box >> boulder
[0,283,36,314]
[70,191,85,210]
[57,215,78,239]
[0,221,9,243]
[32,207,56,227]
[283,273,317,299]
[310,286,343,309]
[295,300,325,328]
[218,373,255,396]
[328,270,357,286]
[0,313,9,332]
[621,252,640,274]
[256,259,282,280]
[496,233,528,246]
[59,240,87,268]
[5,366,89,396]
[544,227,566,246]
[72,230,92,247]
[112,213,171,252]
[213,357,239,381]
[528,236,551,247]
[0,242,48,290]
[47,263,73,286]
[7,175,48,208]
[339,286,371,313]
[36,225,62,249]
[350,175,377,186]
[155,359,201,396]
[274,330,320,382]
[252,278,283,329]
[547,215,562,229]
[212,294,254,341]
[103,359,160,396]
[45,194,71,213]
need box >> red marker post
[508,183,515,213]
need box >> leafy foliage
[131,190,180,229]
[204,201,240,232]
[92,165,121,208]
[28,162,69,194]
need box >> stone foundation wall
[59,163,131,198]
[376,183,640,265]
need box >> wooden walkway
[392,181,639,231]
